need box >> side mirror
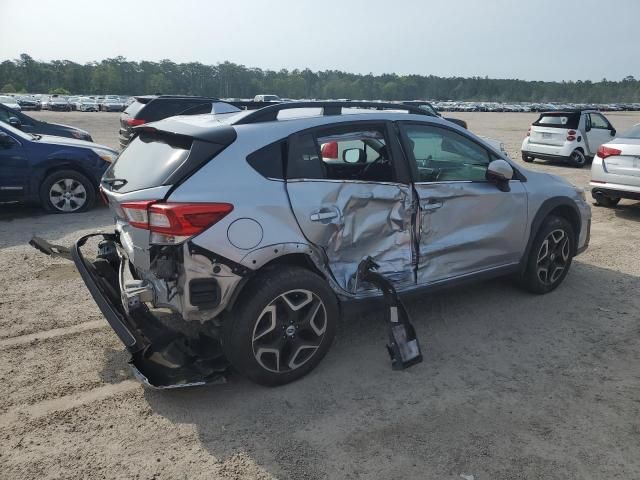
[8,117,21,128]
[0,132,15,148]
[486,159,513,192]
[343,148,366,163]
[585,124,591,132]
[611,128,616,137]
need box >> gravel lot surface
[1,111,639,479]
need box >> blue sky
[1,0,638,81]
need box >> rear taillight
[567,135,576,141]
[126,118,146,127]
[597,145,622,159]
[526,127,531,136]
[120,201,234,244]
[568,130,576,135]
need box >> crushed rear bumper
[71,233,230,389]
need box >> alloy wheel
[252,289,328,373]
[536,228,570,285]
[49,178,87,212]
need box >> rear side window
[247,141,285,179]
[103,132,192,193]
[533,113,579,129]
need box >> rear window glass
[533,113,579,129]
[123,101,144,117]
[141,99,211,121]
[103,132,191,193]
[620,124,640,139]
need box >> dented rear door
[285,122,416,294]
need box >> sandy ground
[0,111,639,479]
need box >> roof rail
[233,101,433,125]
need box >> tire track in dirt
[0,319,106,347]
[0,380,140,429]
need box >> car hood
[37,134,116,153]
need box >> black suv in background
[119,95,222,148]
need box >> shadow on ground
[131,261,640,480]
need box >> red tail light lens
[597,145,622,159]
[126,118,146,127]
[148,203,234,236]
[526,127,531,137]
[567,135,576,141]
[321,141,338,159]
[120,201,234,243]
[568,130,577,135]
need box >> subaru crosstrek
[72,102,591,387]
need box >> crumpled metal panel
[414,181,528,285]
[286,180,415,294]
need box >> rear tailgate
[529,126,568,146]
[102,126,236,270]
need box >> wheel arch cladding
[521,197,581,269]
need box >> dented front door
[285,123,415,294]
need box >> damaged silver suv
[73,102,591,388]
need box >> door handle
[310,208,339,222]
[421,201,443,212]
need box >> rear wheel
[40,169,96,213]
[222,266,338,386]
[521,152,534,163]
[592,191,620,208]
[569,149,586,168]
[520,215,575,294]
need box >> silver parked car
[73,102,591,388]
[590,123,640,206]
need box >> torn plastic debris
[31,234,231,389]
[356,256,423,370]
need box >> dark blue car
[0,121,117,213]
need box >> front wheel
[569,149,587,168]
[40,170,96,213]
[222,266,338,386]
[520,215,575,294]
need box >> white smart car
[522,109,616,167]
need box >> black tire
[591,191,620,208]
[39,169,96,213]
[568,149,586,168]
[520,215,575,294]
[521,152,534,163]
[222,266,338,386]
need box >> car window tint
[589,114,609,129]
[403,124,490,182]
[287,124,394,182]
[0,108,13,123]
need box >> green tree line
[1,53,639,103]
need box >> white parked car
[590,123,640,207]
[75,97,100,112]
[0,95,21,111]
[521,110,616,167]
[254,94,281,102]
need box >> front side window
[402,124,491,182]
[287,124,394,182]
[589,113,610,129]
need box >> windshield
[0,120,33,140]
[620,124,640,139]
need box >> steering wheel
[361,152,389,177]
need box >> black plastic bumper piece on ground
[356,257,423,370]
[71,233,230,389]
